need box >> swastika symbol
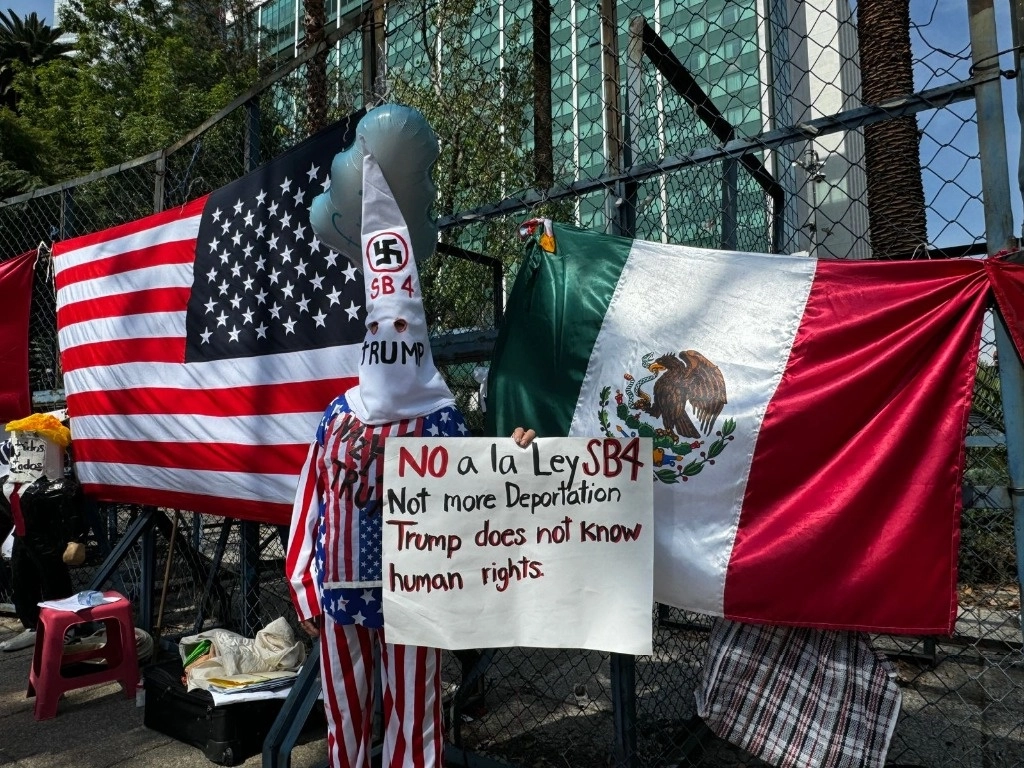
[366,232,409,272]
[374,238,401,266]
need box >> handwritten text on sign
[8,431,64,485]
[382,437,653,654]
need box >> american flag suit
[287,393,468,768]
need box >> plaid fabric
[696,619,902,768]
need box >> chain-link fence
[1,0,1022,766]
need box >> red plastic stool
[27,590,139,720]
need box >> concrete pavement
[0,613,327,768]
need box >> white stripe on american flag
[59,311,186,349]
[53,212,203,273]
[64,346,363,394]
[75,461,297,504]
[57,263,193,310]
[71,412,321,445]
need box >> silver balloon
[309,104,439,268]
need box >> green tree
[388,0,537,333]
[0,8,74,110]
[0,108,47,197]
[4,0,261,181]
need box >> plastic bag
[178,617,306,692]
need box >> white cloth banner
[382,436,654,654]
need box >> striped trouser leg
[320,615,377,768]
[380,643,444,768]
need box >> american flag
[53,116,366,524]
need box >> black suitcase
[142,658,322,766]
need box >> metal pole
[600,0,623,235]
[968,0,1024,636]
[244,98,262,173]
[722,128,739,250]
[152,511,180,646]
[622,16,645,240]
[532,0,554,190]
[153,153,166,214]
[139,508,158,634]
[610,652,638,767]
[361,0,386,106]
[1012,0,1024,223]
[59,187,74,241]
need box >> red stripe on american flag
[61,337,186,371]
[57,287,192,327]
[67,377,358,418]
[53,196,208,253]
[73,438,308,476]
[80,482,287,524]
[55,238,197,289]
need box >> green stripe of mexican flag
[487,222,1019,635]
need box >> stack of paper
[204,670,298,695]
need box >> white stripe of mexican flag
[489,222,1004,635]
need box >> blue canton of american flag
[184,118,366,361]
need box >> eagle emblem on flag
[598,349,734,484]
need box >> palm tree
[857,0,929,259]
[0,9,74,109]
[302,0,328,133]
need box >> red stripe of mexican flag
[488,223,994,635]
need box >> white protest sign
[0,438,12,482]
[382,436,653,655]
[8,430,64,485]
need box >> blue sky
[5,0,53,23]
[5,0,1021,247]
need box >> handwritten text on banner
[382,436,654,654]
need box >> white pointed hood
[344,149,455,425]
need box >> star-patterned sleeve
[422,405,471,438]
[286,433,326,622]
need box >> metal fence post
[139,507,158,634]
[624,17,645,240]
[1014,0,1024,213]
[722,129,739,251]
[968,0,1024,637]
[611,652,638,768]
[612,21,639,768]
[153,153,166,214]
[362,0,386,105]
[600,0,623,235]
[245,98,262,173]
[58,187,74,242]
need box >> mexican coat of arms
[599,349,734,484]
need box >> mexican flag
[488,222,1024,635]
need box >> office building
[252,0,869,257]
